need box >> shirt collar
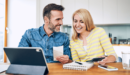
[40,24,55,38]
[51,32,55,38]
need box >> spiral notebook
[63,61,93,71]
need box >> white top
[83,46,87,52]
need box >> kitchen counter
[112,44,130,58]
[112,44,130,46]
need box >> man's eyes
[56,19,60,20]
[56,18,63,20]
[74,20,77,23]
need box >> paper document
[53,46,63,61]
[0,65,9,73]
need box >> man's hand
[56,55,69,64]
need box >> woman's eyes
[74,20,84,23]
[80,21,84,23]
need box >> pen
[75,61,82,65]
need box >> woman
[70,9,117,65]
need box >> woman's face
[73,14,86,34]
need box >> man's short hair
[43,3,64,20]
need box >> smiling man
[18,3,72,64]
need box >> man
[18,3,71,64]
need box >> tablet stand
[4,47,49,75]
[6,64,48,75]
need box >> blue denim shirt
[18,25,72,63]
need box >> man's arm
[18,30,31,47]
[56,34,72,64]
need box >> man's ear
[44,16,49,24]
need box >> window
[0,0,7,63]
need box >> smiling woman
[70,9,117,65]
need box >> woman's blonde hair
[72,9,96,41]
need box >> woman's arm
[71,49,80,62]
[98,28,117,65]
[70,41,80,62]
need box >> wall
[36,0,61,27]
[7,0,37,47]
[7,0,62,47]
[7,0,130,46]
[0,0,5,62]
[97,24,130,44]
[62,24,130,43]
[62,25,72,40]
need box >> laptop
[4,47,49,75]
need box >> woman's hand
[98,57,108,65]
[98,55,116,65]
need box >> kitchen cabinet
[61,0,75,25]
[62,0,89,25]
[61,0,104,25]
[36,0,61,27]
[61,0,130,25]
[75,0,89,10]
[103,0,117,24]
[89,0,103,24]
[117,0,130,23]
[113,44,130,58]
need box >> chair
[116,57,122,62]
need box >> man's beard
[48,21,61,32]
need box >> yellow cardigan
[70,27,117,62]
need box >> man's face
[48,10,63,32]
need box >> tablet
[4,47,49,75]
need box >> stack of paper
[63,61,93,71]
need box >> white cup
[122,52,130,70]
